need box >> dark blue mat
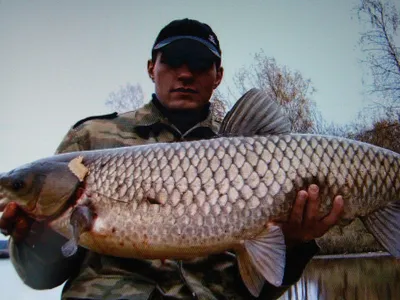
[0,240,9,259]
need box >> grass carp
[1,89,399,297]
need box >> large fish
[0,89,399,297]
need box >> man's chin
[166,98,203,110]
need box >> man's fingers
[285,187,345,245]
[0,203,19,232]
[305,184,320,223]
[12,215,31,242]
[289,190,308,225]
[0,202,19,221]
[320,195,344,228]
[0,203,32,242]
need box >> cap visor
[153,36,220,58]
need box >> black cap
[152,18,221,58]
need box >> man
[0,18,343,299]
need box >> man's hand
[281,184,344,247]
[0,202,33,243]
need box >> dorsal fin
[219,88,290,136]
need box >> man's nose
[176,64,194,82]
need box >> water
[279,253,400,300]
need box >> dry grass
[317,218,384,254]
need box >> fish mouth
[0,191,10,212]
[0,176,8,212]
[0,199,8,212]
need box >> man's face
[147,41,223,110]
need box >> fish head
[0,165,37,213]
[0,159,81,219]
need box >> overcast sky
[0,0,393,298]
[0,0,382,171]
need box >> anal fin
[61,204,94,257]
[237,224,286,297]
[362,200,400,258]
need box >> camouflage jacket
[10,99,318,300]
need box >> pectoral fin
[61,204,95,257]
[362,200,400,258]
[236,224,286,297]
[61,236,79,257]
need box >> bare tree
[310,108,352,137]
[351,118,400,152]
[105,83,145,112]
[210,89,230,120]
[356,0,400,103]
[343,103,400,152]
[232,50,316,133]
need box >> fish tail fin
[219,88,291,136]
[361,201,400,258]
[236,224,286,297]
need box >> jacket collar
[131,96,221,138]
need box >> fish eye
[12,180,24,191]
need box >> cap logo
[208,34,216,45]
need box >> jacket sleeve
[9,127,87,289]
[259,240,319,299]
